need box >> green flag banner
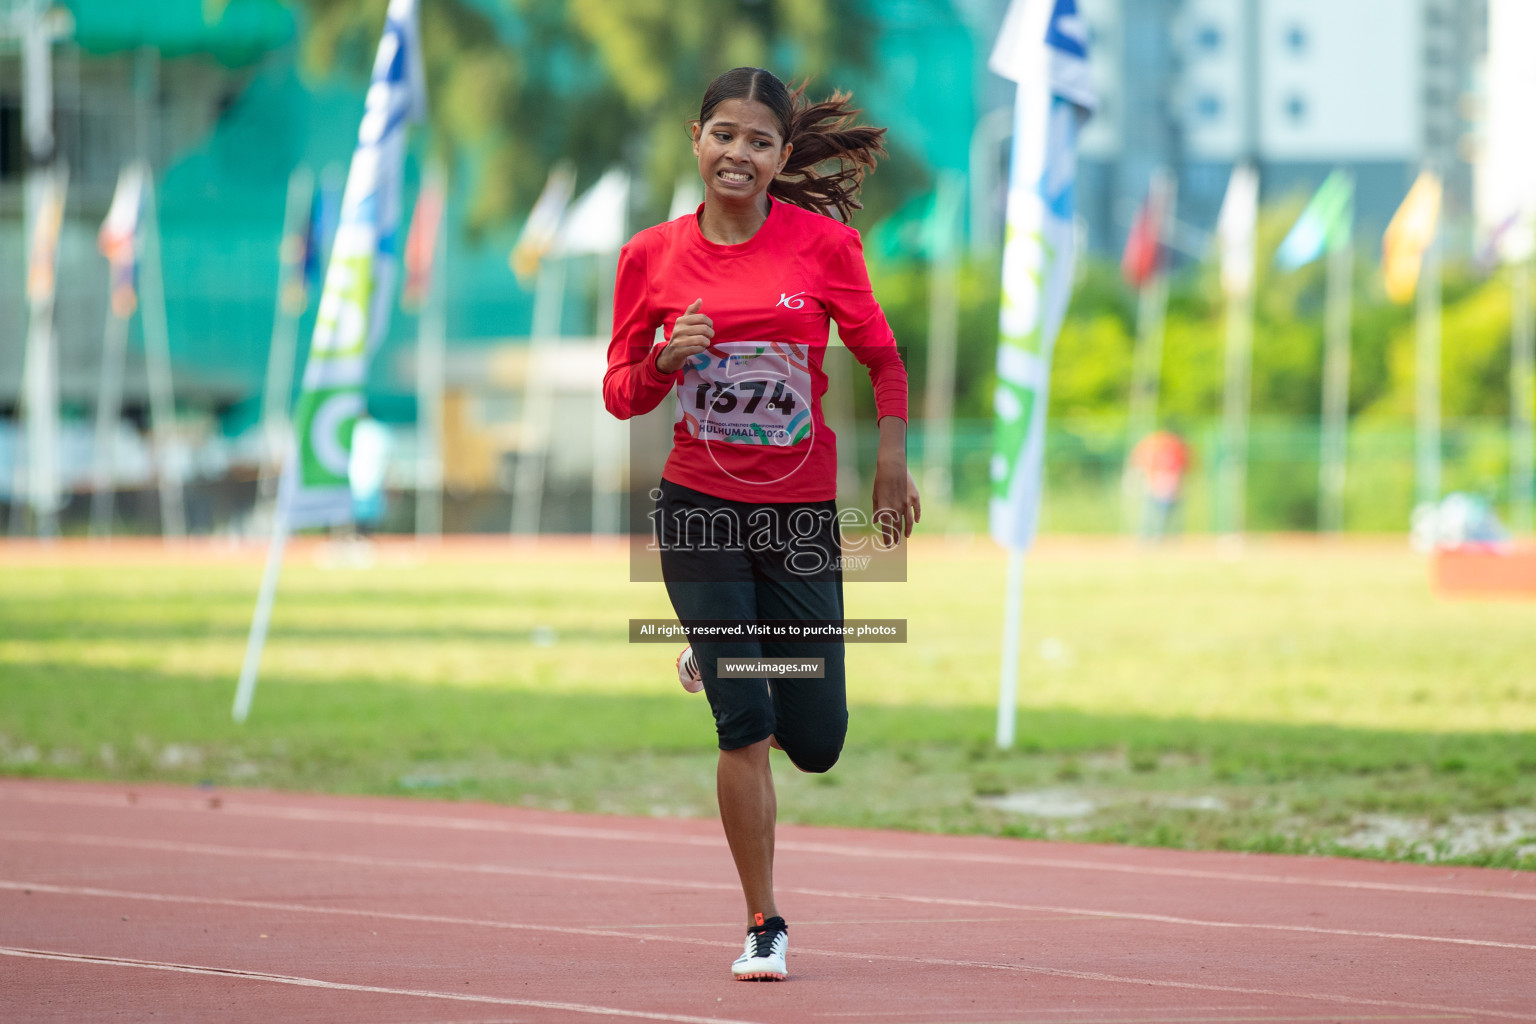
[987,0,1096,551]
[1276,170,1353,271]
[284,0,424,526]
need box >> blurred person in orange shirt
[1130,429,1190,542]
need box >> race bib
[675,341,813,447]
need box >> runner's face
[693,98,791,210]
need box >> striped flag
[987,0,1096,551]
[509,162,575,284]
[1383,171,1443,303]
[98,164,146,318]
[287,0,425,527]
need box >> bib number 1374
[692,380,798,416]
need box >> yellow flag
[1382,171,1442,303]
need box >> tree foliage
[294,0,874,233]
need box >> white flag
[668,175,704,221]
[287,0,425,527]
[1217,162,1259,298]
[1479,0,1536,263]
[554,168,631,256]
[987,0,1095,550]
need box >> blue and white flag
[987,0,1095,550]
[287,0,425,526]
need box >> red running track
[2,778,1533,1023]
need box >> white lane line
[0,884,1066,934]
[4,886,1531,1023]
[0,946,760,1024]
[0,879,736,947]
[819,1017,1468,1023]
[811,1019,1468,1024]
[3,937,1529,1024]
[6,785,1532,905]
[776,883,1536,954]
[3,833,1534,955]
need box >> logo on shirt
[775,291,806,310]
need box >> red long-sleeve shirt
[603,198,908,503]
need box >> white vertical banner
[987,0,1095,748]
[234,0,425,723]
[1216,162,1258,538]
[1481,0,1536,535]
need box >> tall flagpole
[923,170,964,514]
[1123,172,1175,533]
[1216,164,1258,539]
[1415,225,1442,509]
[825,323,862,501]
[591,247,624,539]
[1125,173,1174,450]
[416,164,448,541]
[17,0,63,539]
[587,173,629,540]
[512,257,563,536]
[995,548,1026,749]
[1318,187,1353,535]
[513,167,628,538]
[91,162,148,540]
[89,282,129,539]
[139,176,187,540]
[1218,270,1254,536]
[19,166,65,539]
[1219,0,1261,540]
[233,460,292,723]
[1512,253,1535,536]
[258,165,316,511]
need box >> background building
[1072,0,1487,256]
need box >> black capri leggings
[655,479,847,772]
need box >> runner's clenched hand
[872,465,921,547]
[656,299,714,374]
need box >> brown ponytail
[697,67,887,222]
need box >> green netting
[63,0,295,66]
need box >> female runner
[603,66,919,981]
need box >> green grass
[2,537,1533,868]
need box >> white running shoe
[676,646,703,693]
[731,915,787,981]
